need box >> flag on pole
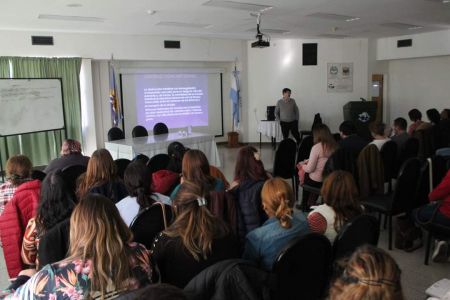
[230,68,240,131]
[109,61,121,127]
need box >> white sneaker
[432,240,448,263]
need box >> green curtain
[0,57,16,169]
[0,57,82,167]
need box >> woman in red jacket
[415,169,450,262]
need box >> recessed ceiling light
[156,21,212,29]
[408,26,424,30]
[38,14,104,22]
[147,9,156,15]
[67,3,82,7]
[307,13,358,21]
[345,17,360,22]
[443,0,450,3]
[202,0,273,12]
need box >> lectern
[343,101,377,140]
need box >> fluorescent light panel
[203,0,273,12]
[38,14,104,22]
[381,22,423,30]
[156,21,212,28]
[317,34,349,38]
[307,13,359,22]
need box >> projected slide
[136,73,208,128]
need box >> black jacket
[184,259,272,300]
[38,218,70,269]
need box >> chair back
[333,214,379,260]
[323,147,357,179]
[61,165,87,195]
[272,233,332,300]
[414,128,435,159]
[392,158,421,214]
[132,125,148,138]
[31,169,46,181]
[153,122,169,135]
[414,161,431,210]
[333,133,342,142]
[297,135,313,163]
[133,154,150,165]
[380,140,398,183]
[273,138,297,179]
[357,144,384,199]
[107,127,125,141]
[114,158,131,179]
[148,153,170,174]
[130,203,173,249]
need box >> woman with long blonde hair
[77,148,128,203]
[243,178,309,271]
[3,194,152,299]
[152,181,238,288]
[330,245,404,300]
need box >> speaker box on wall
[303,43,317,66]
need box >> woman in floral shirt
[2,194,152,299]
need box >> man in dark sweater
[44,139,90,174]
[275,88,301,143]
[338,121,368,158]
[390,117,409,153]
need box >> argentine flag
[230,69,240,131]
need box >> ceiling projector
[251,12,270,48]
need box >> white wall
[246,38,369,142]
[377,29,450,60]
[0,30,247,148]
[387,55,450,125]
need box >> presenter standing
[275,88,301,143]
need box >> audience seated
[229,146,269,242]
[116,161,172,248]
[414,169,450,262]
[2,194,152,299]
[76,148,128,203]
[390,117,409,153]
[297,124,338,208]
[440,109,450,147]
[0,155,33,215]
[170,150,225,199]
[308,171,363,243]
[21,171,75,271]
[209,165,230,189]
[338,121,368,158]
[166,141,187,174]
[0,157,41,278]
[43,139,89,174]
[242,178,309,271]
[329,245,404,300]
[151,181,239,288]
[408,108,431,135]
[151,169,180,196]
[368,122,390,151]
[116,283,186,300]
[427,108,441,125]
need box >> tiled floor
[0,142,448,299]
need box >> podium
[343,101,377,140]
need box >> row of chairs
[107,123,169,142]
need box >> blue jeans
[414,203,450,227]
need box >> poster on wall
[327,63,353,92]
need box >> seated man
[44,139,89,174]
[338,121,368,158]
[390,117,409,153]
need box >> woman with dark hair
[166,141,188,174]
[77,148,128,203]
[308,171,363,242]
[243,178,309,270]
[116,161,172,249]
[21,171,76,270]
[426,108,441,125]
[170,150,224,199]
[3,194,152,299]
[230,146,269,241]
[330,245,404,300]
[151,181,238,288]
[44,139,90,174]
[408,108,431,135]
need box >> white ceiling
[2,0,450,39]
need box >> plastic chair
[61,165,87,195]
[332,214,380,260]
[132,125,148,138]
[107,127,125,141]
[272,138,297,198]
[380,140,398,193]
[114,158,131,179]
[362,158,421,250]
[31,169,46,181]
[148,153,170,174]
[272,233,332,300]
[153,122,169,135]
